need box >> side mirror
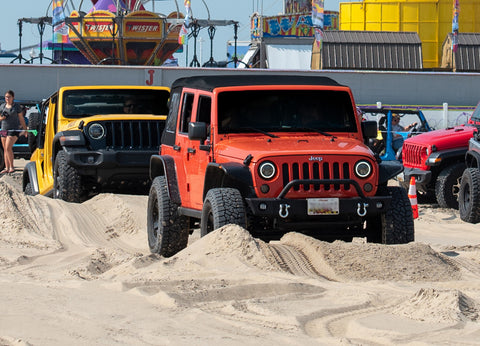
[188,122,207,141]
[362,120,378,139]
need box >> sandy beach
[1,159,480,345]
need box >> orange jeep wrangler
[147,75,414,257]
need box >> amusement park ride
[10,0,240,67]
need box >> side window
[179,93,194,133]
[162,91,181,146]
[197,95,211,126]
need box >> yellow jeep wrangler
[23,85,169,202]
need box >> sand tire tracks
[263,243,329,280]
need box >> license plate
[307,198,339,215]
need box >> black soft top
[171,74,343,91]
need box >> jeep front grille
[281,161,351,191]
[402,143,425,166]
[103,120,164,150]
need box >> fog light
[363,183,373,192]
[260,184,270,193]
[87,156,95,164]
[376,202,384,209]
[259,203,267,211]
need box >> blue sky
[0,0,344,65]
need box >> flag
[178,0,192,45]
[452,0,459,53]
[311,0,324,48]
[52,0,69,44]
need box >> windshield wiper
[238,127,279,138]
[296,127,337,139]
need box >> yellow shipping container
[340,0,480,68]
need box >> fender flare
[149,155,181,205]
[203,162,256,201]
[426,147,468,166]
[378,160,404,185]
[23,161,40,195]
[53,130,86,147]
[465,150,480,168]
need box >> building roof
[442,32,480,72]
[321,31,423,70]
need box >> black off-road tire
[24,182,34,196]
[53,150,84,203]
[459,168,480,224]
[147,176,189,257]
[435,163,465,209]
[27,112,41,153]
[379,186,415,244]
[200,188,246,237]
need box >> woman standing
[0,90,27,174]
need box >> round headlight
[88,123,105,140]
[354,160,372,178]
[258,161,276,180]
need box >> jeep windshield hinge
[199,144,211,152]
[243,154,253,166]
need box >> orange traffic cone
[408,176,419,219]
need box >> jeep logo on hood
[309,156,323,162]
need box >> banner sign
[251,12,337,39]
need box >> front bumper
[65,149,156,182]
[245,178,391,231]
[401,167,432,192]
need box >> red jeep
[401,102,480,208]
[147,75,414,257]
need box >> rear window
[62,89,169,118]
[217,89,356,134]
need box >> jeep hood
[404,124,476,150]
[215,135,372,161]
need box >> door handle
[173,145,181,151]
[187,148,196,154]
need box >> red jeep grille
[281,161,351,191]
[402,143,425,166]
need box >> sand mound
[106,227,462,285]
[106,225,277,283]
[69,248,141,280]
[84,193,146,236]
[176,224,276,271]
[393,288,480,323]
[280,232,461,282]
[0,179,59,262]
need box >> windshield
[62,89,169,118]
[471,102,480,122]
[217,89,356,134]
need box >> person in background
[0,90,27,174]
[123,97,139,114]
[391,113,417,152]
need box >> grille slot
[281,160,352,192]
[102,120,163,150]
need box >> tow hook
[279,204,290,218]
[357,202,369,217]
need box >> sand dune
[1,163,480,345]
